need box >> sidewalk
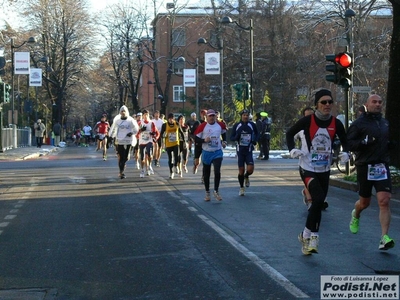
[0,145,60,161]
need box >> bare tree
[98,2,150,113]
[21,0,95,130]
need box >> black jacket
[347,112,390,166]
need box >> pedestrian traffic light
[336,52,353,88]
[325,54,340,84]
[4,83,11,103]
[243,82,251,100]
[232,83,243,101]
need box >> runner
[177,115,189,175]
[109,105,139,179]
[286,88,348,255]
[230,109,259,196]
[160,113,184,179]
[93,114,110,161]
[137,109,159,178]
[152,110,165,167]
[194,109,228,201]
[133,112,142,169]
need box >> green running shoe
[349,209,359,234]
[379,235,395,250]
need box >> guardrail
[1,125,31,152]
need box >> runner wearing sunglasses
[286,88,348,255]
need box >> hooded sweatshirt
[109,105,139,146]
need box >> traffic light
[243,82,251,100]
[232,83,243,101]
[4,83,11,103]
[336,52,353,88]
[325,54,339,84]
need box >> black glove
[361,135,376,146]
[150,131,156,136]
[126,132,133,137]
[140,126,146,132]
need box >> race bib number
[168,132,177,142]
[239,133,251,146]
[209,136,219,148]
[141,132,150,141]
[310,147,331,167]
[367,163,388,181]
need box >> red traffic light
[335,53,352,68]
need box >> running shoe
[136,161,140,170]
[170,172,175,179]
[379,235,395,250]
[349,209,359,234]
[239,187,245,196]
[103,155,107,161]
[147,169,151,176]
[322,201,329,210]
[213,191,222,201]
[204,191,211,201]
[245,176,250,188]
[308,236,319,253]
[298,232,311,255]
[156,161,160,167]
[193,164,198,174]
[174,166,179,174]
[183,165,188,173]
[119,173,126,179]
[140,170,145,178]
[149,167,154,175]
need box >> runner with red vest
[286,88,348,255]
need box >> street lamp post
[197,37,224,119]
[221,16,254,113]
[10,36,36,125]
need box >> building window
[172,28,186,47]
[173,60,184,74]
[173,85,185,102]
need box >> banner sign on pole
[183,69,196,87]
[205,52,220,75]
[14,52,30,74]
[29,68,42,86]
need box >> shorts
[202,149,223,165]
[156,138,162,147]
[237,149,254,168]
[356,163,392,197]
[139,143,153,160]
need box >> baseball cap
[207,109,216,116]
[191,112,196,117]
[136,112,142,116]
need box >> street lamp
[197,37,224,120]
[11,36,36,125]
[221,16,254,113]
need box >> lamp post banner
[205,52,220,75]
[29,68,42,86]
[183,69,196,87]
[14,52,30,74]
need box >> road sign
[352,86,371,93]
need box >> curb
[20,147,59,161]
[329,177,358,192]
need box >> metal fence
[1,125,31,152]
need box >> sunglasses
[319,100,334,105]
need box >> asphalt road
[0,145,399,299]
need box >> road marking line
[197,214,309,299]
[10,209,18,213]
[4,215,16,220]
[0,222,10,227]
[188,207,197,212]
